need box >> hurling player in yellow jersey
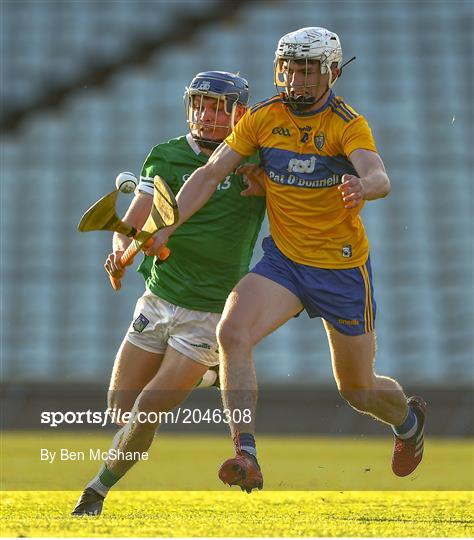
[151,27,426,491]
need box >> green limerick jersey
[136,133,266,313]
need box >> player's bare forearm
[147,168,219,250]
[340,149,391,208]
[175,167,220,223]
[360,168,391,200]
[144,145,245,254]
[175,143,245,225]
[113,233,130,253]
[112,192,153,252]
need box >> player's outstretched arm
[105,192,152,278]
[112,192,153,252]
[177,143,245,219]
[339,149,391,209]
[144,144,245,256]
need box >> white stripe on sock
[86,478,109,497]
[395,415,419,440]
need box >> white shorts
[126,289,220,367]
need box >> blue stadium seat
[1,0,472,386]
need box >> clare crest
[314,132,325,150]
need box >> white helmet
[274,27,343,111]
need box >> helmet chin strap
[285,86,329,113]
[192,135,222,150]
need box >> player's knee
[107,390,136,425]
[107,390,122,424]
[338,384,374,412]
[217,318,250,352]
[107,389,119,411]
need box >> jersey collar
[186,133,202,155]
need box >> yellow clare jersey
[225,91,378,268]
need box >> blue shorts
[251,236,376,336]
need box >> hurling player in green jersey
[72,72,266,516]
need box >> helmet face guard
[274,27,342,113]
[184,71,249,150]
[274,57,328,112]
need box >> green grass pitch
[1,432,473,537]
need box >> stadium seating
[1,0,472,385]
